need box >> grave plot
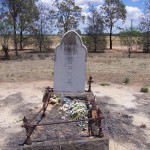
[21,82,107,148]
[21,31,109,150]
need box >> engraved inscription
[64,54,74,87]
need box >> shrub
[2,44,9,59]
[140,87,149,93]
[123,78,130,84]
[139,123,146,128]
[100,82,110,86]
[51,70,54,75]
[143,42,150,53]
[82,35,106,53]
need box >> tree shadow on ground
[97,95,149,149]
[0,92,23,106]
[0,92,42,150]
[133,93,150,119]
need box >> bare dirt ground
[0,53,150,150]
[94,84,150,150]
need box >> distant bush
[2,44,9,60]
[100,82,110,86]
[123,78,130,84]
[143,41,150,53]
[140,87,149,93]
[51,70,54,75]
[139,123,146,128]
[82,35,106,53]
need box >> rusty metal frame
[21,77,104,146]
[87,96,104,138]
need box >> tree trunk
[94,37,97,52]
[20,16,23,50]
[64,21,68,33]
[2,44,9,60]
[39,32,42,52]
[64,26,68,33]
[39,20,43,52]
[147,29,150,52]
[4,48,9,60]
[13,17,18,56]
[109,25,112,49]
[20,30,23,50]
[128,47,132,58]
[39,37,42,52]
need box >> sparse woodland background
[0,0,150,60]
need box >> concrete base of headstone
[23,137,109,150]
[54,92,87,97]
[54,90,95,96]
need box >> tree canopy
[84,5,106,52]
[1,0,149,55]
[52,0,83,34]
[139,0,150,52]
[1,0,39,55]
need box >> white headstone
[54,30,87,93]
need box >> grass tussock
[100,82,110,86]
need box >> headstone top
[60,30,84,47]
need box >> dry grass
[0,52,149,86]
[87,53,150,85]
[0,35,149,85]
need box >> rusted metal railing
[21,79,104,146]
[87,76,94,92]
[87,96,104,138]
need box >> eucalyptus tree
[0,19,13,59]
[119,28,141,58]
[52,0,83,34]
[139,0,150,52]
[102,0,127,49]
[84,5,106,52]
[2,0,24,56]
[32,1,54,51]
[1,0,39,55]
[18,0,39,50]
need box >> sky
[0,0,146,34]
[40,0,145,34]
